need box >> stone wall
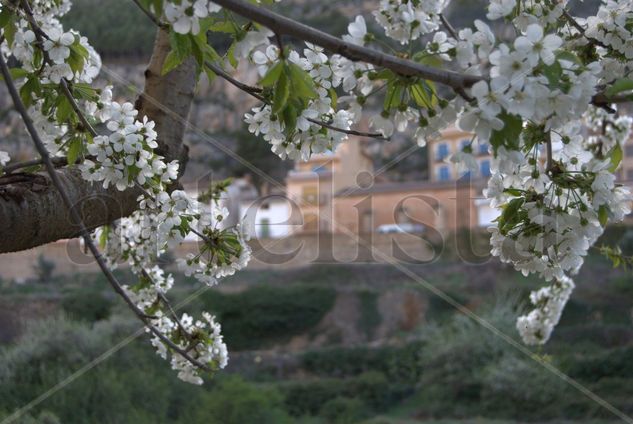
[0,233,435,282]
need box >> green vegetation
[62,0,156,58]
[1,253,632,423]
[357,290,382,338]
[195,285,337,350]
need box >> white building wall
[475,199,499,227]
[240,197,294,239]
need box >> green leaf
[598,204,609,227]
[226,42,238,69]
[99,225,110,249]
[606,78,633,97]
[328,87,338,109]
[3,18,16,46]
[19,77,41,108]
[542,61,562,88]
[490,112,523,155]
[383,82,403,111]
[22,164,43,174]
[608,144,623,172]
[55,96,74,123]
[67,137,84,166]
[0,7,13,29]
[273,70,290,115]
[3,68,28,81]
[500,197,525,234]
[207,20,237,34]
[67,45,86,74]
[282,104,297,133]
[260,61,283,87]
[411,81,434,108]
[169,31,192,58]
[287,62,318,100]
[162,50,182,75]
[556,51,581,65]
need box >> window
[626,144,633,157]
[460,139,470,150]
[478,143,489,155]
[302,186,318,205]
[312,164,329,173]
[438,166,450,181]
[627,169,633,181]
[436,143,449,161]
[480,160,491,177]
[259,218,270,238]
[303,213,319,232]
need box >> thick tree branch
[0,51,209,371]
[212,0,483,89]
[0,28,196,253]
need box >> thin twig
[562,9,608,49]
[12,0,210,372]
[545,131,553,173]
[127,2,385,141]
[205,60,264,98]
[132,0,169,28]
[439,13,458,39]
[2,156,66,174]
[212,0,483,88]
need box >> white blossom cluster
[162,0,222,34]
[1,0,254,384]
[225,0,633,344]
[516,276,575,345]
[79,101,180,191]
[585,0,633,60]
[151,312,228,385]
[244,41,355,160]
[373,0,451,44]
[4,2,100,83]
[0,151,9,168]
[94,188,250,382]
[4,0,633,379]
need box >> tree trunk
[0,28,196,253]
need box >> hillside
[1,229,633,423]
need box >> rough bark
[0,29,196,253]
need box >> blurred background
[1,0,633,423]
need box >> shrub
[281,371,401,417]
[300,342,424,384]
[62,0,155,57]
[319,397,368,424]
[412,298,579,420]
[198,286,336,350]
[181,377,291,424]
[357,291,381,339]
[0,315,185,423]
[565,345,633,380]
[33,254,55,283]
[61,289,113,322]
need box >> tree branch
[439,13,458,39]
[0,50,209,372]
[212,0,483,89]
[0,28,196,253]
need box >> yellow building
[285,140,373,233]
[282,126,492,236]
[429,126,492,182]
